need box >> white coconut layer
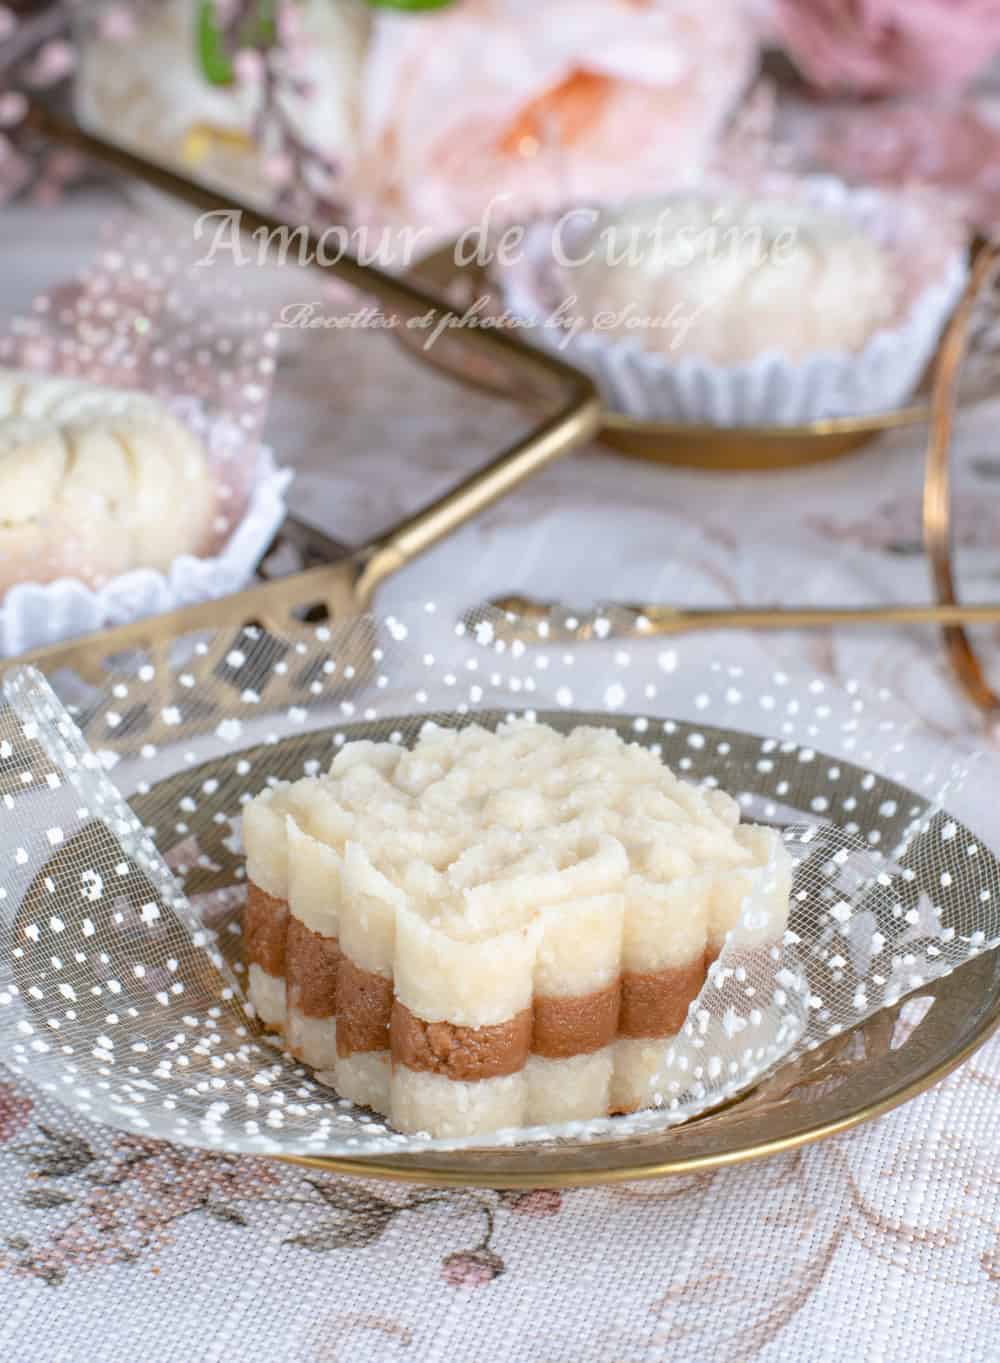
[524,1050,615,1124]
[248,962,286,1030]
[390,1066,525,1140]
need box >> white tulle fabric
[0,604,994,1157]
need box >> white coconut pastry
[243,777,326,1030]
[334,842,406,1116]
[515,832,629,1126]
[252,745,469,1112]
[282,764,437,1088]
[0,370,217,591]
[321,758,478,1118]
[561,192,897,363]
[709,825,795,956]
[524,890,625,1124]
[609,872,711,1113]
[543,798,756,1112]
[243,782,293,1029]
[241,720,793,1138]
[386,831,630,1137]
[284,819,342,1071]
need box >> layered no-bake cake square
[242,721,791,1138]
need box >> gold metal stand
[490,242,1000,716]
[924,241,1000,715]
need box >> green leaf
[197,1,235,86]
[251,0,277,46]
[22,1188,74,1210]
[16,1129,94,1179]
[285,1207,393,1252]
[305,1179,394,1218]
[204,1203,248,1226]
[365,0,455,10]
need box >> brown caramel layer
[243,883,289,977]
[618,955,707,1038]
[532,980,621,1059]
[390,1002,532,1081]
[286,917,341,1019]
[336,957,394,1057]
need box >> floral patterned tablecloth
[1,196,999,1363]
[1,1048,997,1363]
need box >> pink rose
[441,1248,505,1288]
[775,0,1000,95]
[779,94,1000,228]
[356,0,759,243]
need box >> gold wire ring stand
[924,241,1000,716]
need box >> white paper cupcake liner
[498,176,969,427]
[0,441,291,658]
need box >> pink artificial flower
[775,0,1000,95]
[23,38,76,89]
[278,0,304,46]
[0,91,26,128]
[262,152,295,187]
[96,5,136,42]
[357,0,759,243]
[780,94,1000,228]
[233,48,265,87]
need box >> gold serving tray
[598,406,925,471]
[400,241,935,470]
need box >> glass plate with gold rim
[5,672,997,1189]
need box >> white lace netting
[0,601,995,1157]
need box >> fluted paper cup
[0,436,291,658]
[497,176,968,427]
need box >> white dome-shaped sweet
[0,371,216,592]
[559,191,899,363]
